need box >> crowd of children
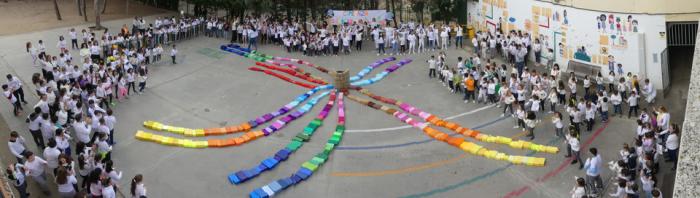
[0,12,682,197]
[427,38,676,197]
[224,16,465,57]
[0,15,219,197]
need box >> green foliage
[426,0,468,24]
[168,0,472,24]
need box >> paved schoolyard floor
[0,16,675,198]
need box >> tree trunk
[310,0,316,20]
[125,0,129,15]
[54,0,63,20]
[83,0,88,21]
[77,0,82,16]
[285,0,291,20]
[94,0,103,28]
[390,0,397,27]
[397,0,402,23]
[101,0,107,14]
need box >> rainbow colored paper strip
[132,46,559,197]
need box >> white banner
[330,10,388,26]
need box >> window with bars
[666,22,698,47]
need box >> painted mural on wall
[468,0,663,74]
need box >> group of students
[570,105,677,198]
[7,131,147,198]
[426,42,677,197]
[219,16,467,57]
[0,14,209,198]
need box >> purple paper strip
[291,111,303,118]
[263,114,274,121]
[281,116,293,123]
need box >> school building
[466,0,699,96]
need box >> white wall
[467,0,668,89]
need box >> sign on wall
[329,10,388,26]
[468,0,668,88]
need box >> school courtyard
[0,14,686,197]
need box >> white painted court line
[346,104,496,133]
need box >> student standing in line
[117,75,129,101]
[610,90,622,117]
[138,68,148,93]
[565,129,583,169]
[77,151,93,189]
[43,139,61,174]
[56,167,78,198]
[7,74,28,105]
[55,129,72,157]
[427,56,436,78]
[6,162,29,198]
[356,30,363,51]
[88,169,103,197]
[105,161,123,197]
[640,171,655,198]
[599,97,609,123]
[552,112,564,138]
[501,91,515,116]
[131,174,147,198]
[170,45,178,64]
[376,33,385,56]
[23,151,51,195]
[568,105,581,133]
[570,177,586,198]
[102,177,117,198]
[464,74,476,103]
[126,69,137,95]
[584,102,596,132]
[8,131,29,163]
[627,91,639,118]
[27,42,39,66]
[524,111,537,140]
[510,103,523,129]
[3,84,22,116]
[664,124,679,170]
[104,109,117,145]
[57,36,68,53]
[27,108,45,149]
[70,28,79,50]
[584,147,604,194]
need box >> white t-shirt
[4,90,17,103]
[134,183,147,197]
[102,185,116,198]
[23,157,47,177]
[57,175,78,192]
[43,147,61,169]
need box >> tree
[54,0,63,20]
[453,0,467,25]
[430,0,454,23]
[102,0,108,14]
[77,0,83,16]
[82,0,88,22]
[388,0,397,26]
[409,0,426,24]
[94,0,104,29]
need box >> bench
[565,59,601,79]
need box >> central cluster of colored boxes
[227,92,338,188]
[247,93,346,198]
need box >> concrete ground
[0,16,682,198]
